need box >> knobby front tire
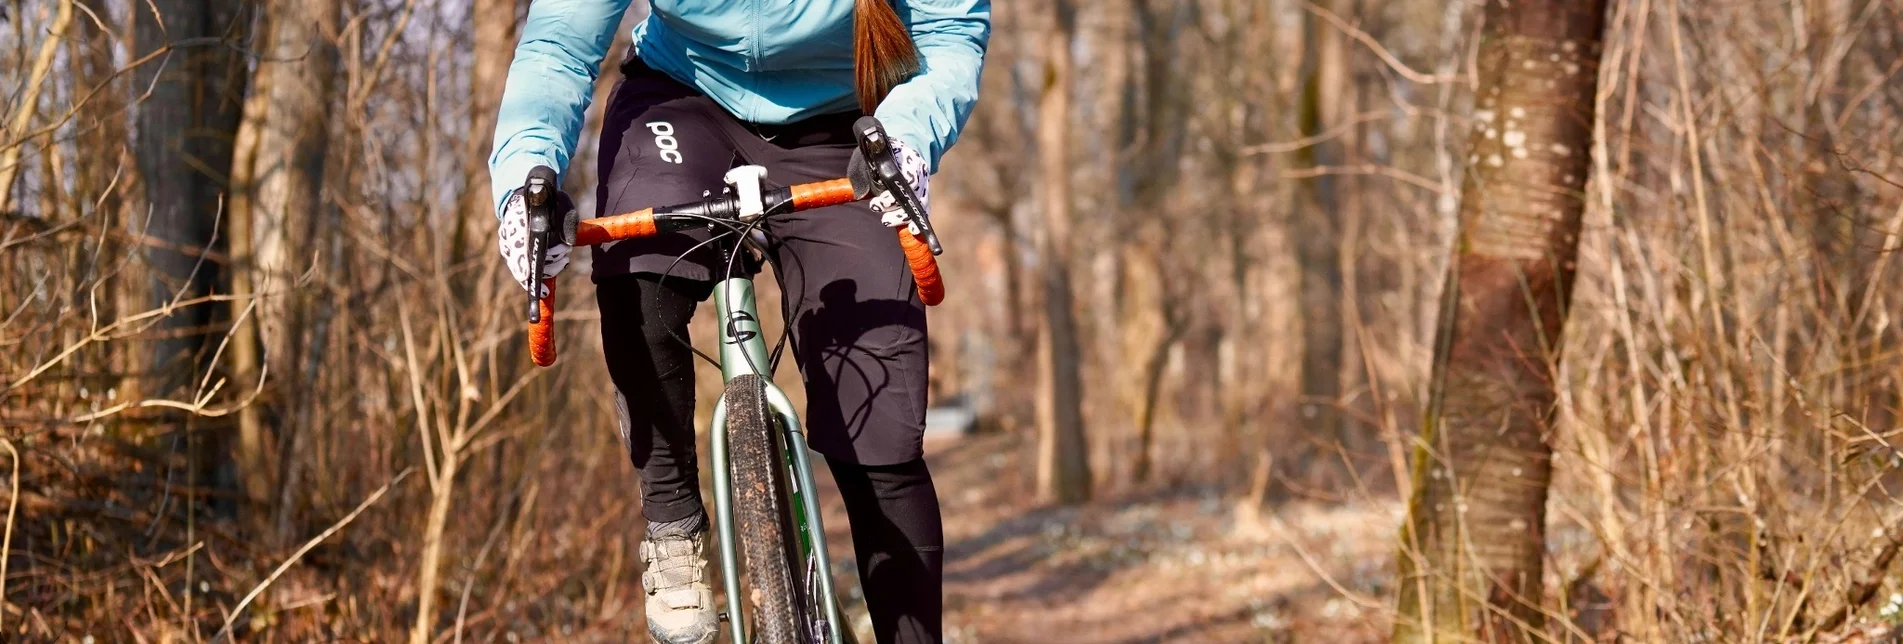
[725,374,810,643]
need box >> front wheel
[725,375,810,643]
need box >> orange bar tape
[790,179,857,210]
[575,209,658,246]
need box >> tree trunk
[1392,0,1609,641]
[248,0,338,386]
[993,206,1027,354]
[1034,0,1091,505]
[1290,0,1347,442]
[467,0,522,541]
[221,0,340,533]
[227,6,276,514]
[72,0,126,233]
[468,0,519,198]
[458,0,519,261]
[131,0,245,395]
[130,0,249,506]
[67,0,127,405]
[1131,295,1185,485]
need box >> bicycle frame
[706,264,852,644]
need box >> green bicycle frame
[706,274,852,644]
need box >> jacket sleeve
[488,0,633,217]
[873,0,992,174]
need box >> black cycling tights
[828,456,945,643]
[598,274,944,643]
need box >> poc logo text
[646,121,684,164]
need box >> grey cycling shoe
[641,519,719,644]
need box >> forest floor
[816,431,1398,644]
[534,427,1903,644]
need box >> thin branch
[1280,163,1453,195]
[1303,0,1459,85]
[0,0,77,211]
[399,298,441,491]
[1243,110,1401,156]
[354,0,420,104]
[4,293,257,394]
[215,468,414,641]
[0,37,231,158]
[0,439,17,635]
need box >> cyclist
[488,1,989,643]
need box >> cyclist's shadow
[788,278,929,457]
[789,279,940,634]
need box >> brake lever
[523,165,558,323]
[852,117,943,256]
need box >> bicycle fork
[707,274,852,644]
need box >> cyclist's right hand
[496,183,574,297]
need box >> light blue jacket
[488,0,992,215]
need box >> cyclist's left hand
[497,186,574,297]
[866,138,931,232]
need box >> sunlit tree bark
[1393,0,1610,640]
[455,0,519,265]
[0,0,74,211]
[229,0,340,519]
[1035,0,1091,505]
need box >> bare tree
[128,0,246,397]
[124,0,249,509]
[1034,0,1091,505]
[452,0,519,268]
[1392,0,1610,640]
[228,0,341,521]
[1290,0,1349,444]
[71,0,127,225]
[226,4,274,514]
[1119,0,1194,485]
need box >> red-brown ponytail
[854,0,920,113]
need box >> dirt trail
[813,432,1397,643]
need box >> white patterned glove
[497,187,573,298]
[867,138,931,232]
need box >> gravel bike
[517,117,944,644]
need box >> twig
[277,592,336,612]
[0,37,230,159]
[1302,0,1459,85]
[1833,53,1903,135]
[355,0,422,104]
[1280,164,1453,195]
[1242,110,1401,156]
[215,468,414,641]
[0,218,235,263]
[66,386,264,423]
[0,440,17,635]
[4,292,253,394]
